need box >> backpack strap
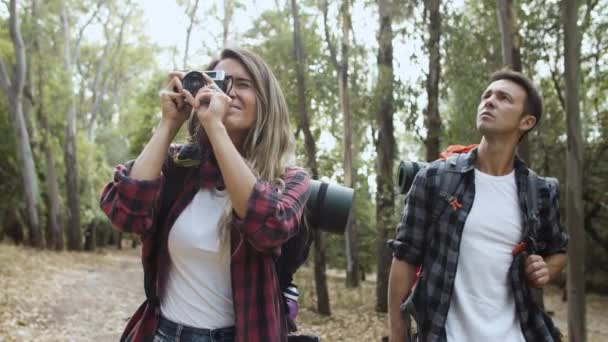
[144,152,191,304]
[431,153,466,220]
[525,169,541,254]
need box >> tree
[60,0,102,251]
[0,0,42,248]
[181,0,200,68]
[32,0,64,250]
[290,0,331,315]
[424,0,442,162]
[563,0,586,339]
[375,0,397,313]
[495,0,530,163]
[321,0,360,288]
[222,0,239,47]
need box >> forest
[0,0,606,340]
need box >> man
[387,70,568,342]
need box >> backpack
[399,145,561,341]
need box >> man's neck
[476,136,518,176]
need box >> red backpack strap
[439,144,479,160]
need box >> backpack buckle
[439,191,462,211]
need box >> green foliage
[0,0,606,290]
[118,72,166,159]
[441,0,501,146]
[0,93,21,214]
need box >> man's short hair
[490,69,543,128]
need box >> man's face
[476,79,534,138]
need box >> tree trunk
[64,103,82,251]
[495,0,529,164]
[116,231,123,250]
[563,0,586,340]
[496,0,545,310]
[37,69,64,251]
[0,0,42,248]
[61,2,82,251]
[375,0,396,313]
[291,0,330,315]
[32,0,63,251]
[8,96,42,247]
[335,0,360,288]
[424,0,442,162]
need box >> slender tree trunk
[424,0,442,162]
[222,0,234,48]
[291,0,330,315]
[563,0,586,340]
[8,96,42,247]
[495,0,529,164]
[61,2,82,251]
[321,0,360,288]
[337,0,360,288]
[375,0,396,313]
[183,0,200,69]
[0,0,42,248]
[32,0,63,250]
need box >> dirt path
[1,244,607,341]
[0,245,144,342]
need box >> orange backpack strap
[439,144,479,160]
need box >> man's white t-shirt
[445,169,526,342]
[160,188,235,329]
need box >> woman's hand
[182,73,232,129]
[159,71,192,126]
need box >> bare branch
[71,0,104,65]
[321,0,339,70]
[183,0,200,68]
[581,0,600,34]
[88,6,134,139]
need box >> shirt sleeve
[99,145,179,236]
[387,167,431,266]
[537,180,569,256]
[231,167,311,253]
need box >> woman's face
[213,58,257,143]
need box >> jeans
[153,315,235,342]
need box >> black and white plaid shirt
[388,148,568,342]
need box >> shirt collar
[448,146,529,177]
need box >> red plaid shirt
[100,144,310,342]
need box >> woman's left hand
[183,73,232,128]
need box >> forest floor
[0,243,606,342]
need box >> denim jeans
[153,315,235,342]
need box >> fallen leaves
[0,243,607,341]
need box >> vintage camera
[182,70,229,95]
[305,180,354,234]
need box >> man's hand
[525,254,550,288]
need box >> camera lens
[182,71,206,95]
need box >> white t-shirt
[445,169,525,342]
[160,188,235,329]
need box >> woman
[100,48,310,342]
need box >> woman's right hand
[159,71,192,126]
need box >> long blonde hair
[188,47,296,181]
[187,48,298,243]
